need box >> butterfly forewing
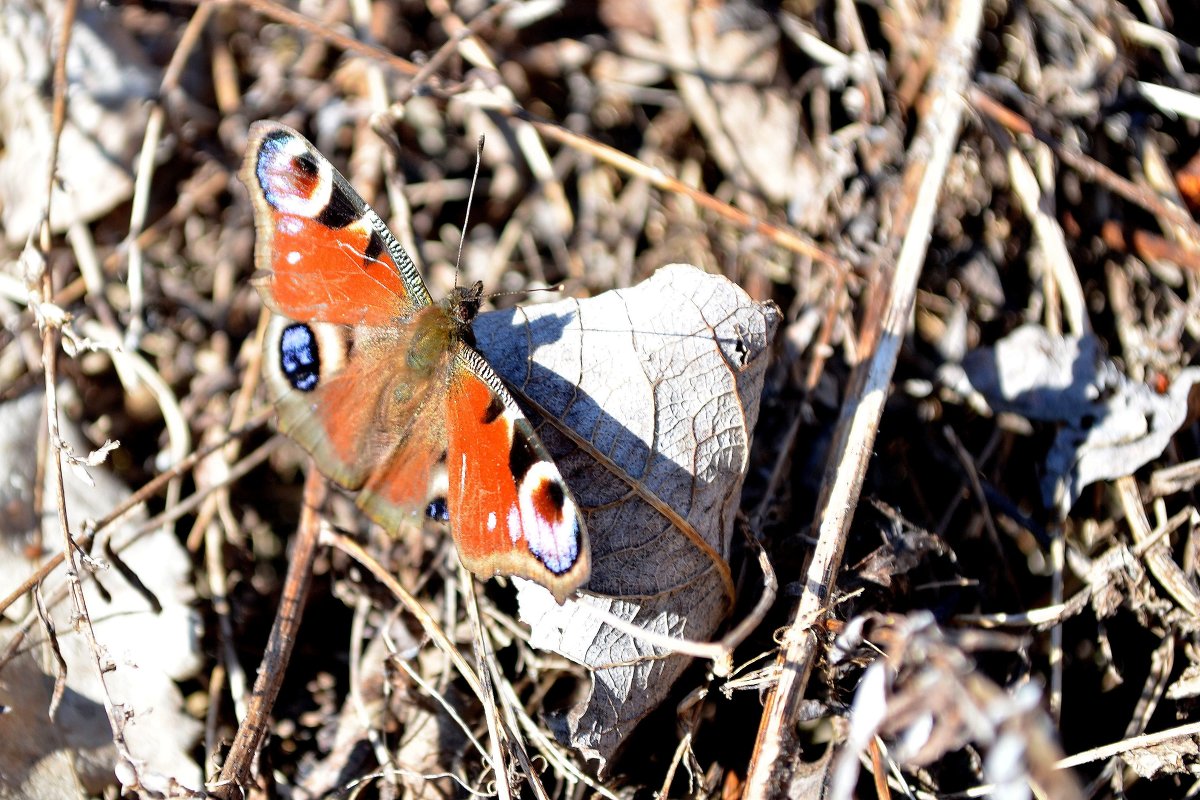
[243,120,590,602]
[247,123,431,325]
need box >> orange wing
[245,122,431,326]
[445,348,589,603]
[244,121,589,603]
[245,122,444,498]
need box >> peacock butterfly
[241,121,589,603]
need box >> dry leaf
[474,264,779,767]
[849,502,956,591]
[1120,737,1200,779]
[830,612,1083,800]
[0,1,155,244]
[1071,543,1149,621]
[0,390,203,797]
[955,324,1200,514]
[646,0,808,205]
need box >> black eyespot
[316,173,363,229]
[293,151,319,177]
[482,395,504,425]
[544,481,565,511]
[279,323,320,392]
[425,497,450,523]
[509,434,537,482]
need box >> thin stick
[498,104,848,272]
[0,409,271,620]
[325,533,487,700]
[236,0,419,76]
[742,0,986,795]
[125,3,215,348]
[971,88,1200,246]
[1055,720,1200,770]
[32,0,148,784]
[461,572,513,800]
[391,0,512,106]
[211,467,327,798]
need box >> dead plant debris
[2,1,1200,798]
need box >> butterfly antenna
[490,284,566,302]
[456,135,486,291]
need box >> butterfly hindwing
[244,120,591,602]
[262,314,447,500]
[445,348,589,604]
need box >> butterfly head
[446,280,484,327]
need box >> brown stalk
[742,0,987,794]
[211,466,327,798]
[971,88,1200,247]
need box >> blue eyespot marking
[280,323,320,392]
[426,497,450,523]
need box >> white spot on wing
[279,217,301,236]
[507,507,522,545]
[487,511,497,532]
[281,135,310,159]
[459,453,468,501]
[286,251,301,264]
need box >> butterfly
[241,121,589,604]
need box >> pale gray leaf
[474,264,779,767]
[959,324,1200,514]
[0,390,203,796]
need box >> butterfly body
[242,121,589,603]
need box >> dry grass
[2,0,1200,798]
